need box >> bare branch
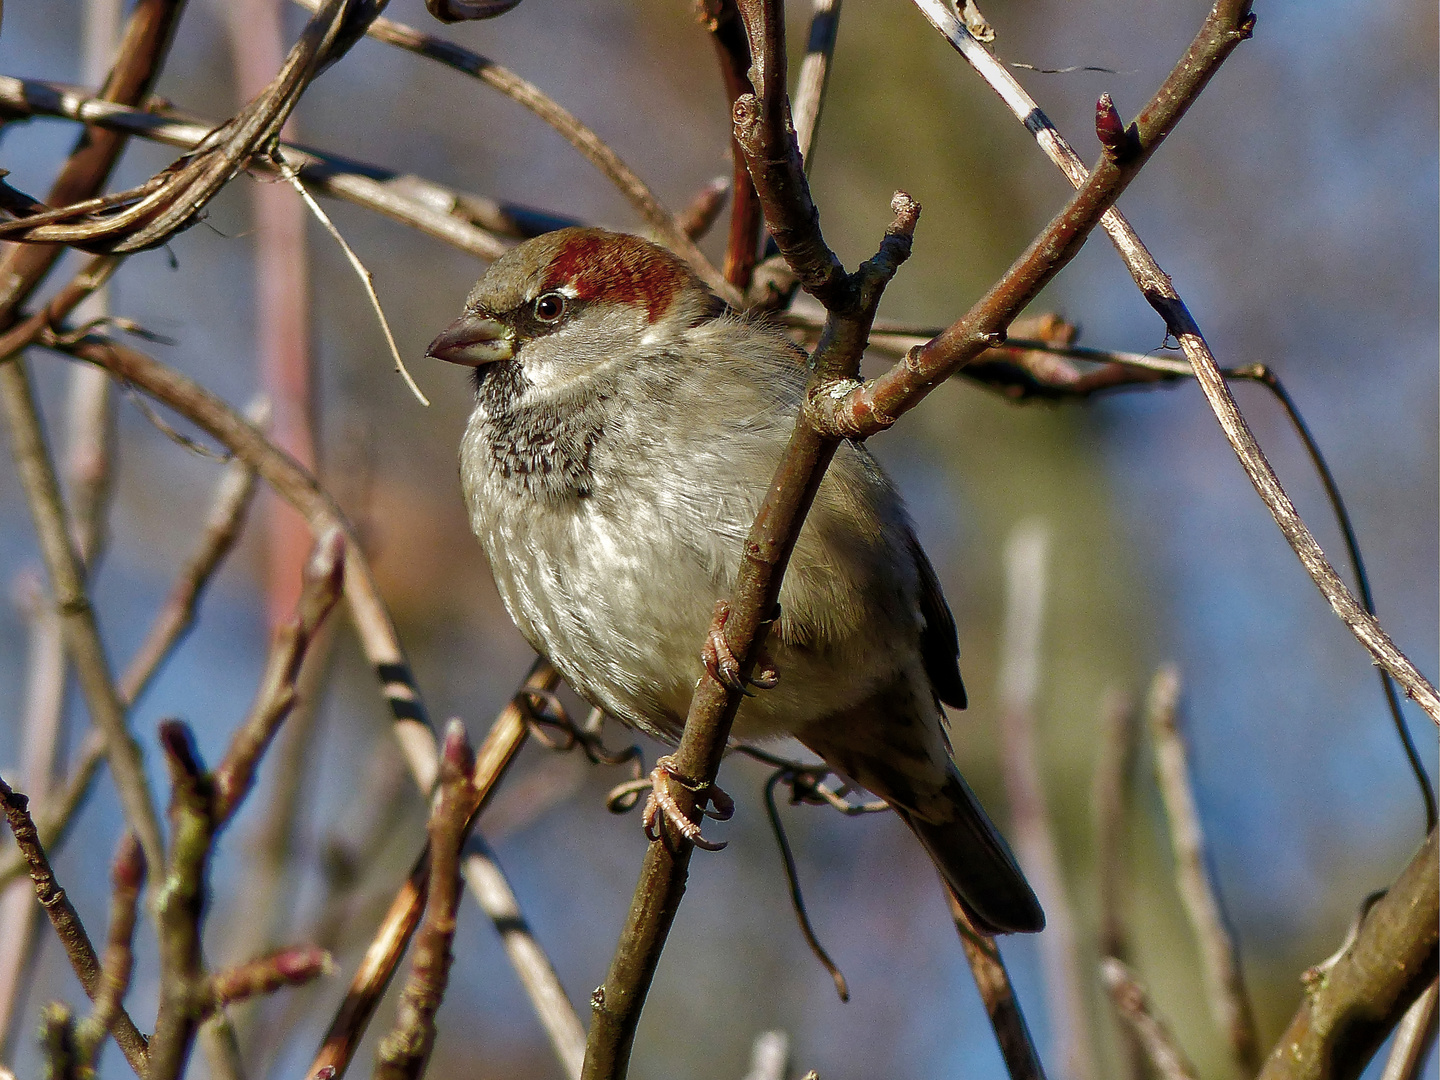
[1146,665,1260,1074]
[1256,829,1438,1080]
[997,522,1093,1080]
[212,530,346,826]
[697,0,763,290]
[0,354,166,874]
[791,0,841,170]
[74,833,145,1071]
[309,852,429,1080]
[0,776,149,1074]
[463,834,586,1080]
[1380,980,1438,1080]
[948,892,1048,1080]
[374,722,475,1080]
[1101,959,1201,1080]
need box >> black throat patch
[475,361,604,499]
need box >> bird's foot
[642,754,734,851]
[702,600,780,691]
[702,601,743,689]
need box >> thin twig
[697,0,763,290]
[762,770,849,1002]
[374,722,475,1080]
[273,148,430,406]
[0,354,166,875]
[308,852,430,1080]
[1256,829,1437,1080]
[149,722,219,1080]
[911,0,1440,726]
[74,832,145,1070]
[1100,959,1201,1080]
[0,776,150,1074]
[948,891,1048,1080]
[307,658,561,1080]
[212,529,346,826]
[1090,692,1147,1080]
[120,422,264,703]
[1379,979,1438,1080]
[996,522,1093,1080]
[291,0,734,301]
[0,574,68,1047]
[462,834,585,1080]
[1146,665,1260,1075]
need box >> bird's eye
[533,292,566,323]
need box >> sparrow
[427,227,1044,935]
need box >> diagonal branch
[1256,829,1438,1080]
[910,0,1440,725]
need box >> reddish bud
[440,718,475,780]
[1095,93,1128,154]
[111,832,146,892]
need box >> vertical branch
[948,892,1048,1080]
[697,0,763,290]
[996,522,1094,1080]
[1146,666,1260,1075]
[1091,691,1148,1080]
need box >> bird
[427,227,1044,935]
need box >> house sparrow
[428,228,1044,934]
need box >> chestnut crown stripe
[541,230,696,323]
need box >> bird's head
[426,228,723,405]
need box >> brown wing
[911,534,967,709]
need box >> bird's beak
[426,313,514,367]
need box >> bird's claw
[701,600,780,692]
[642,754,732,851]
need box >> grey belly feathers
[460,314,1044,934]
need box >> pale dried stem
[1380,979,1438,1080]
[791,0,840,170]
[0,76,511,260]
[463,835,585,1080]
[914,0,1440,724]
[1100,959,1201,1080]
[1090,691,1147,1080]
[1146,666,1260,1075]
[997,522,1094,1080]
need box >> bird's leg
[643,754,733,851]
[702,600,780,690]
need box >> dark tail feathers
[898,769,1045,935]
